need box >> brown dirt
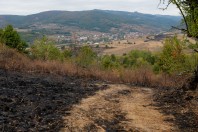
[61,84,175,131]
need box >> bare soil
[62,85,175,131]
[0,69,197,131]
[101,39,163,55]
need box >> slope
[0,10,181,33]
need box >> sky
[0,0,180,16]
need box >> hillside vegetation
[0,25,197,87]
[0,10,181,33]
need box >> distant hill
[0,10,181,33]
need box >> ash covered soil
[0,69,198,131]
[0,69,107,131]
[154,86,198,132]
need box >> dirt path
[61,84,176,131]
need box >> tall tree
[160,0,198,38]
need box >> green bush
[135,57,150,67]
[121,50,156,68]
[101,55,120,69]
[62,49,72,59]
[30,37,63,61]
[154,36,186,74]
[76,46,96,68]
[0,25,27,52]
[183,53,198,73]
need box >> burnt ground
[0,68,198,131]
[154,87,198,132]
[0,69,108,131]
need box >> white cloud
[0,0,180,16]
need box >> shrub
[154,36,186,74]
[30,37,63,61]
[183,53,198,73]
[121,50,156,68]
[76,46,96,68]
[62,49,72,59]
[0,25,28,52]
[101,55,120,69]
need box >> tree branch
[194,49,198,53]
[171,26,187,32]
[158,0,171,10]
[172,0,190,35]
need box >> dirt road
[61,84,175,131]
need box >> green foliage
[162,0,198,38]
[99,51,157,70]
[154,36,186,74]
[184,0,198,38]
[111,54,116,62]
[122,50,156,68]
[30,37,63,61]
[76,46,96,68]
[101,55,120,69]
[62,49,72,59]
[0,29,3,35]
[184,53,198,72]
[135,57,150,67]
[122,56,130,68]
[0,25,28,52]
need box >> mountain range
[0,10,181,33]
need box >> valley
[0,10,181,45]
[0,8,197,132]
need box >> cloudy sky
[0,0,180,16]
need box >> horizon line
[0,9,181,17]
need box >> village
[53,31,147,49]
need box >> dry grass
[102,38,163,55]
[0,44,189,88]
[0,44,30,71]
